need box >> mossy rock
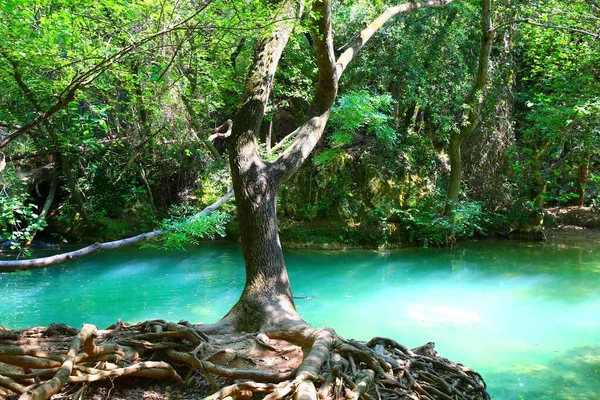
[277,218,409,249]
[545,207,600,228]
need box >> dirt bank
[544,206,600,242]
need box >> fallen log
[0,190,233,273]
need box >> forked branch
[272,0,457,183]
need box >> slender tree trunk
[445,133,462,213]
[574,154,590,207]
[139,165,157,215]
[445,0,493,213]
[530,152,546,209]
[39,169,58,219]
[24,164,58,246]
[61,155,93,227]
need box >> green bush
[151,205,230,250]
[393,196,489,247]
[0,167,48,252]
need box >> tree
[513,0,600,210]
[210,0,462,333]
[0,2,491,399]
[444,0,492,213]
[193,0,489,397]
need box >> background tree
[512,0,600,211]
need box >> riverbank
[2,206,598,262]
[544,206,600,242]
[544,206,600,228]
[546,225,600,241]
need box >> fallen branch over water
[0,190,234,273]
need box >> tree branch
[0,190,233,272]
[271,0,456,183]
[335,0,456,77]
[0,0,213,150]
[492,18,600,38]
[270,0,336,183]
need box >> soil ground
[544,206,600,241]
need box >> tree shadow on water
[489,345,600,400]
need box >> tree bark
[220,0,456,333]
[445,0,493,213]
[61,155,93,228]
[445,134,462,212]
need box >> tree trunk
[61,155,93,227]
[24,164,58,246]
[139,165,157,215]
[444,0,492,213]
[445,133,462,213]
[213,0,301,333]
[509,151,547,241]
[221,169,300,331]
[574,154,590,207]
[531,155,546,210]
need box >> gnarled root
[0,321,490,400]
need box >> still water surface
[1,239,599,399]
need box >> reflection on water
[1,239,599,399]
[491,345,600,400]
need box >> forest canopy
[0,0,598,246]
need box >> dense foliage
[1,0,598,249]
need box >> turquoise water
[1,239,599,399]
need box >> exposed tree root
[0,321,490,400]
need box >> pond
[1,238,599,399]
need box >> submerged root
[0,321,490,400]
